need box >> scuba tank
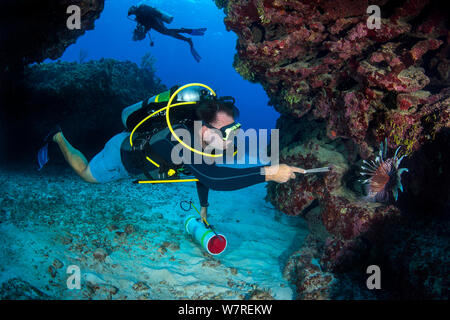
[121,88,172,130]
[121,86,209,131]
[120,83,238,184]
[135,2,174,24]
[120,85,209,182]
[157,9,174,24]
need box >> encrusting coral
[217,0,449,299]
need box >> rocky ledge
[217,0,449,299]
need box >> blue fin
[37,143,49,171]
[190,46,202,62]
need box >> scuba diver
[38,84,310,222]
[127,4,206,63]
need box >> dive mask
[204,121,242,141]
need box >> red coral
[225,0,447,155]
[220,0,449,299]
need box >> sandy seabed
[0,164,308,300]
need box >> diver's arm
[188,162,266,191]
[200,206,207,222]
[263,164,306,183]
[196,181,209,207]
[188,163,307,190]
[150,137,266,191]
[151,137,304,191]
[196,181,209,221]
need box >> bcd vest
[120,87,196,180]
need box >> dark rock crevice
[1,59,166,164]
[0,1,107,166]
[0,0,105,71]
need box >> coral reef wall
[223,0,448,157]
[0,0,104,71]
[216,0,449,299]
[1,59,166,163]
[0,0,106,164]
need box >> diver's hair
[195,100,239,124]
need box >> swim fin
[190,46,202,63]
[189,28,207,36]
[37,124,62,171]
[37,143,49,171]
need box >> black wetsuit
[134,5,165,31]
[130,4,204,62]
[121,126,266,207]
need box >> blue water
[54,0,279,131]
[0,1,309,300]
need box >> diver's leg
[161,27,206,36]
[168,28,195,34]
[176,28,207,36]
[189,44,202,63]
[161,28,206,39]
[171,28,190,33]
[53,132,98,183]
[153,24,202,62]
[86,132,133,184]
[159,28,192,42]
[152,23,192,42]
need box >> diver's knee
[82,176,98,184]
[80,166,98,183]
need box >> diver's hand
[264,164,306,183]
[200,206,208,223]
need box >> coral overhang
[218,0,449,299]
[223,0,449,156]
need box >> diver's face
[201,111,236,151]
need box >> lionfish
[359,139,409,202]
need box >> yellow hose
[137,179,199,183]
[165,83,224,158]
[129,83,229,184]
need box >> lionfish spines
[359,138,408,203]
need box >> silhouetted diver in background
[128,4,206,62]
